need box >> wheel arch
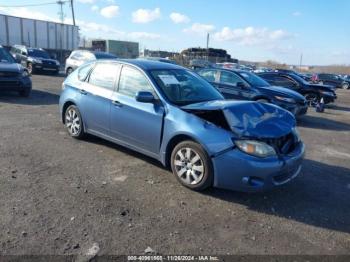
[61,101,76,124]
[253,95,271,102]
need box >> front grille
[0,71,19,77]
[263,132,297,155]
[42,60,55,66]
[0,80,21,88]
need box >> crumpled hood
[258,85,306,102]
[0,62,22,73]
[182,100,296,139]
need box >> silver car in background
[64,50,117,75]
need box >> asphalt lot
[0,74,350,256]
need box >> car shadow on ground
[205,159,350,234]
[298,115,350,131]
[0,89,59,106]
[80,134,350,234]
[326,104,350,112]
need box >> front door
[110,65,164,155]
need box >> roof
[118,59,183,70]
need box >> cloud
[106,0,115,3]
[100,5,119,18]
[91,5,99,12]
[0,7,53,21]
[128,32,161,40]
[183,23,215,35]
[213,26,293,46]
[132,8,161,23]
[170,12,190,24]
[77,0,96,4]
[292,11,302,16]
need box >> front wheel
[341,83,349,90]
[64,105,85,139]
[171,141,213,191]
[304,93,320,107]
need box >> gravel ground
[0,74,349,256]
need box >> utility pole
[299,53,303,71]
[57,0,65,66]
[206,33,209,61]
[70,0,76,26]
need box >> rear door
[78,62,120,135]
[110,65,164,155]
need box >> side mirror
[136,91,155,103]
[237,82,247,89]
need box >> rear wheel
[64,105,85,139]
[66,67,73,76]
[341,82,349,90]
[171,141,213,191]
[304,93,320,107]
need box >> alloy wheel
[173,147,204,185]
[342,83,349,90]
[304,93,319,107]
[65,108,81,136]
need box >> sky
[0,0,349,65]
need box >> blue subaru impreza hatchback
[59,59,304,192]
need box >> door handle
[112,100,123,107]
[80,89,87,95]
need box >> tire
[341,82,349,90]
[27,62,33,75]
[64,105,85,139]
[66,67,73,76]
[304,92,320,107]
[170,140,213,191]
[19,88,31,97]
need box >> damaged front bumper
[212,141,305,192]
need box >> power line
[0,1,69,8]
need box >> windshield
[28,49,50,59]
[0,48,15,63]
[239,71,270,87]
[289,73,309,85]
[150,69,223,105]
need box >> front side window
[220,71,244,86]
[273,76,297,88]
[150,69,223,105]
[118,66,154,97]
[88,63,119,90]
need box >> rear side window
[199,70,218,82]
[88,63,119,90]
[78,63,93,81]
[118,66,154,97]
[219,71,243,86]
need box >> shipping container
[91,39,139,59]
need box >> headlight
[22,70,29,77]
[320,91,334,96]
[235,140,276,158]
[274,96,295,103]
[55,60,60,66]
[33,58,42,64]
[291,127,301,142]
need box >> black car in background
[314,73,349,89]
[257,71,337,106]
[197,68,308,117]
[0,45,32,97]
[10,45,60,75]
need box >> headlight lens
[55,60,60,66]
[274,96,295,103]
[33,58,42,64]
[235,140,276,158]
